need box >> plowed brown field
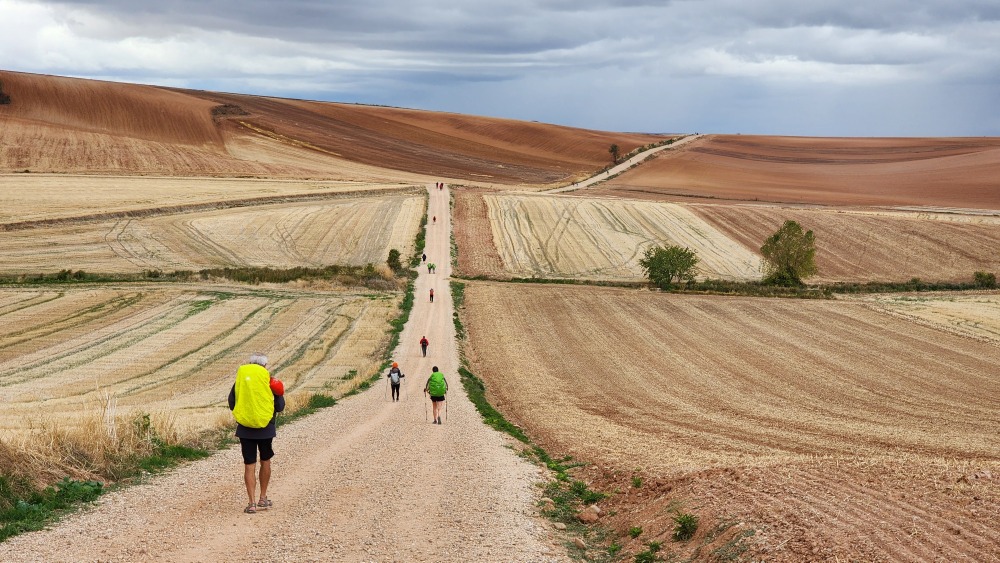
[0,285,399,435]
[589,134,1000,209]
[460,281,1000,560]
[691,203,1000,283]
[0,70,665,185]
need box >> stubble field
[459,281,1000,560]
[0,284,399,436]
[453,190,762,281]
[0,178,424,274]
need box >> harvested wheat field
[453,190,762,281]
[460,281,1000,560]
[0,284,399,436]
[690,203,1000,283]
[857,292,1000,343]
[589,134,1000,209]
[0,174,413,226]
[0,70,664,185]
[0,187,425,274]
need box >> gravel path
[544,133,701,193]
[2,184,567,562]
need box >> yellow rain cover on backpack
[233,363,274,428]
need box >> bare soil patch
[453,187,506,278]
[460,281,1000,560]
[590,134,1000,209]
[0,70,665,185]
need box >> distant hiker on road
[228,353,285,514]
[433,215,437,224]
[420,336,429,357]
[428,263,436,273]
[422,253,427,262]
[424,366,448,424]
[387,362,405,402]
[429,288,434,302]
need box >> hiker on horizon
[420,335,429,357]
[429,288,434,303]
[228,353,285,515]
[424,366,448,424]
[387,362,405,402]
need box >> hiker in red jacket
[420,336,429,357]
[429,288,434,303]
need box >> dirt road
[544,134,701,194]
[2,185,565,562]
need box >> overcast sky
[2,0,998,136]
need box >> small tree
[639,245,699,289]
[387,248,403,274]
[974,271,997,289]
[760,220,817,286]
[609,143,620,164]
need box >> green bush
[628,526,643,538]
[673,512,699,541]
[761,220,817,286]
[639,245,699,289]
[974,271,997,289]
[387,248,403,273]
[634,541,661,563]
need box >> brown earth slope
[590,134,1000,209]
[461,282,1000,561]
[0,70,665,184]
[691,204,1000,283]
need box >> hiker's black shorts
[240,438,274,464]
[430,395,445,402]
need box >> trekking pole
[445,398,448,422]
[424,393,428,421]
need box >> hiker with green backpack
[228,353,285,514]
[423,366,448,424]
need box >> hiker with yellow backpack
[228,353,285,514]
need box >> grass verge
[450,280,615,561]
[454,273,996,299]
[0,265,400,290]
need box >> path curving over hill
[1,185,565,562]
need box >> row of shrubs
[0,264,397,288]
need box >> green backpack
[427,371,447,396]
